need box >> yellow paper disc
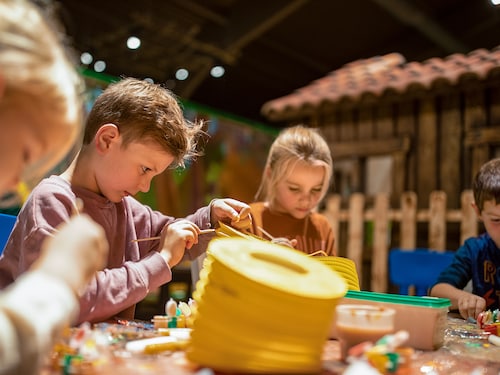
[188,237,348,373]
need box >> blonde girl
[249,125,336,255]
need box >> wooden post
[400,192,417,249]
[417,97,438,207]
[463,86,488,184]
[372,193,389,292]
[460,189,478,244]
[392,151,406,203]
[440,92,462,208]
[429,191,446,251]
[324,195,341,256]
[347,193,365,284]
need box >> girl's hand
[210,198,252,231]
[159,220,201,267]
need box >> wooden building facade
[261,48,500,211]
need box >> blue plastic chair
[0,213,16,256]
[388,248,455,296]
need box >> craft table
[42,315,500,375]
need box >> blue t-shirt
[436,233,500,311]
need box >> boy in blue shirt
[431,158,500,320]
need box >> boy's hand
[34,214,108,294]
[159,220,200,268]
[457,293,486,320]
[210,198,252,231]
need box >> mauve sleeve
[75,202,213,324]
[77,251,171,323]
[76,200,173,324]
[147,203,215,260]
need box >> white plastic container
[330,290,450,350]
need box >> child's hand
[457,293,486,320]
[159,220,200,267]
[34,214,108,294]
[210,198,252,231]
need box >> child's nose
[299,192,313,202]
[139,178,152,193]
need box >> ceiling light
[127,36,141,50]
[491,0,500,5]
[94,60,106,73]
[210,65,225,78]
[175,68,189,81]
[80,52,93,65]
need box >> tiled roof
[261,46,500,121]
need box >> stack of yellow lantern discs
[187,237,347,374]
[313,256,360,291]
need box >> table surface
[43,315,500,375]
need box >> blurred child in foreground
[0,0,108,373]
[0,77,252,324]
[431,158,500,320]
[247,125,336,256]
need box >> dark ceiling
[57,0,500,128]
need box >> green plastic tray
[345,290,451,308]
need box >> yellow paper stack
[187,237,347,374]
[314,256,360,291]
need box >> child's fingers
[176,223,199,249]
[236,205,251,218]
[214,199,251,222]
[184,238,194,249]
[234,205,251,224]
[231,215,252,230]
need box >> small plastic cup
[335,304,395,360]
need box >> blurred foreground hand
[33,214,108,294]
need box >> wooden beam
[332,136,410,158]
[464,125,500,146]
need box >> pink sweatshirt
[0,175,213,324]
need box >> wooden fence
[320,190,479,293]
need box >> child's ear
[95,124,120,153]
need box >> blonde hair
[255,125,333,205]
[83,77,205,169]
[0,0,83,183]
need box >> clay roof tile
[262,45,500,120]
